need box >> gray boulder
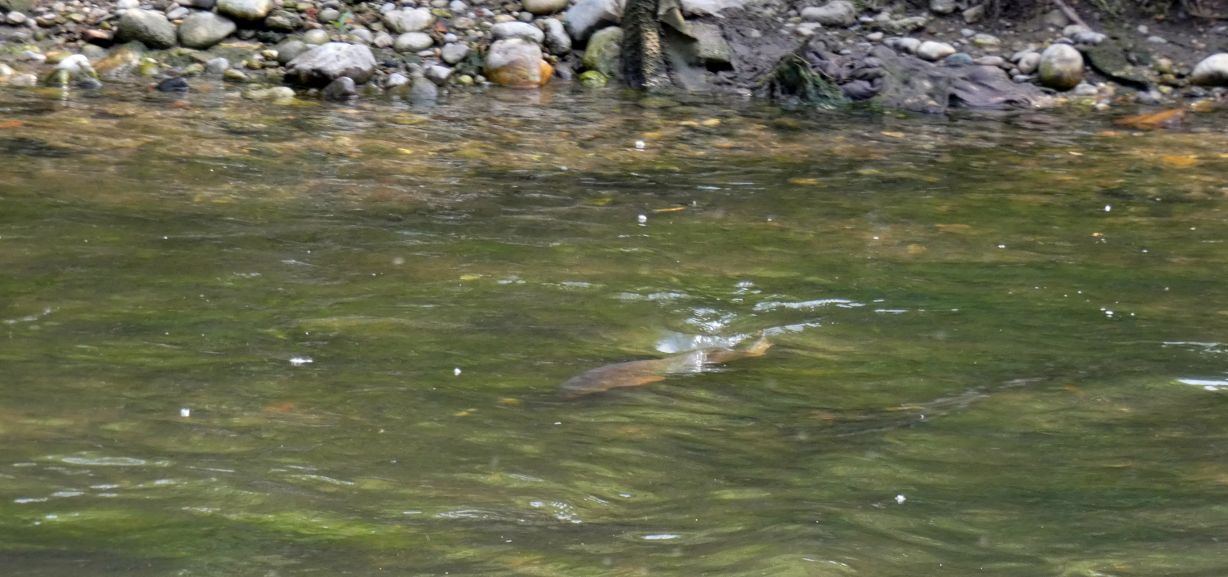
[216,0,273,20]
[178,12,236,49]
[117,9,177,49]
[286,42,377,86]
[1037,43,1082,90]
[801,1,857,27]
[1190,53,1228,86]
[383,8,434,33]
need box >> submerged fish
[560,336,773,399]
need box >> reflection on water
[2,86,1228,576]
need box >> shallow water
[2,84,1228,576]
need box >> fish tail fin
[744,333,773,357]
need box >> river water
[2,85,1227,576]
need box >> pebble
[395,31,435,51]
[522,0,567,15]
[1016,51,1040,74]
[424,63,452,85]
[801,0,857,27]
[303,28,330,44]
[491,21,544,43]
[916,40,955,61]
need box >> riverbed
[2,86,1227,576]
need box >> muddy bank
[0,0,1225,115]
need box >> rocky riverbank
[0,0,1225,113]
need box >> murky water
[2,84,1228,576]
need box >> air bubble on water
[289,356,313,366]
[453,367,462,376]
[634,140,646,150]
[895,494,907,504]
[179,408,191,418]
[997,244,1006,249]
[1104,205,1112,212]
[637,214,647,225]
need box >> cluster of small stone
[786,0,1228,105]
[0,0,578,100]
[0,0,1225,106]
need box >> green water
[2,86,1227,576]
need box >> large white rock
[216,0,273,20]
[485,38,550,87]
[1190,53,1228,86]
[564,0,623,42]
[286,42,377,86]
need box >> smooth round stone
[491,21,543,43]
[165,6,189,20]
[116,0,139,9]
[941,52,973,66]
[441,41,469,64]
[484,37,549,87]
[177,11,236,49]
[1190,53,1228,86]
[523,0,566,14]
[383,7,434,33]
[800,0,856,27]
[915,40,955,61]
[302,28,330,44]
[1038,43,1083,90]
[373,31,395,48]
[243,85,295,100]
[117,8,177,49]
[318,7,340,22]
[216,0,273,20]
[349,27,374,44]
[205,57,229,74]
[394,31,434,52]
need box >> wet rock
[178,12,235,49]
[117,9,177,49]
[523,0,567,15]
[303,29,330,45]
[286,42,377,86]
[243,85,296,100]
[1038,43,1082,91]
[395,31,434,52]
[409,74,438,103]
[156,76,189,92]
[579,69,607,86]
[94,42,144,78]
[542,18,571,54]
[492,21,544,43]
[564,0,621,42]
[1190,53,1228,86]
[217,0,273,20]
[1082,41,1151,90]
[916,40,955,61]
[383,8,434,33]
[223,68,249,82]
[322,76,357,100]
[167,6,190,20]
[10,73,38,87]
[581,26,621,78]
[436,42,467,65]
[801,1,856,27]
[485,37,550,87]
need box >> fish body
[560,336,772,399]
